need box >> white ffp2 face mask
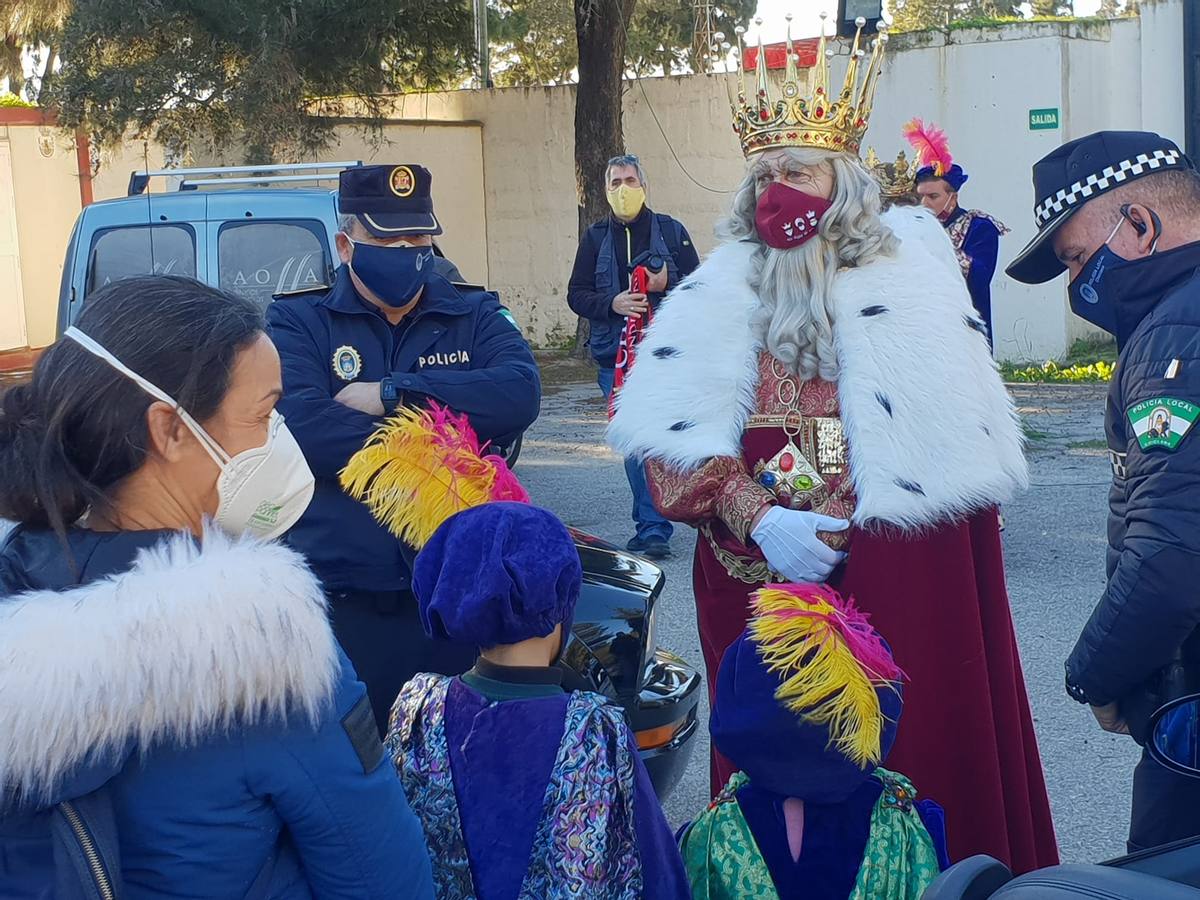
[64,327,315,541]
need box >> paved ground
[520,364,1135,863]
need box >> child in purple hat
[384,502,689,900]
[680,582,949,899]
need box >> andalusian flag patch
[1128,397,1200,451]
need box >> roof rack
[127,161,363,196]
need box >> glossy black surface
[562,528,702,800]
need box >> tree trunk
[36,45,58,102]
[571,0,636,360]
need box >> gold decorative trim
[700,523,771,584]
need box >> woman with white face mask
[0,276,433,899]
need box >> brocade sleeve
[645,456,775,546]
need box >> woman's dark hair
[0,276,264,535]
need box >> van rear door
[60,193,208,331]
[204,192,337,310]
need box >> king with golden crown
[608,14,1059,873]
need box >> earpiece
[1120,202,1163,243]
[1120,203,1148,236]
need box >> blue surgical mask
[349,241,434,308]
[1068,213,1160,348]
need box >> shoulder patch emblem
[1128,397,1200,451]
[498,308,520,330]
[332,345,363,382]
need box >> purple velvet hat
[412,502,582,649]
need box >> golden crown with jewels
[731,14,888,158]
[864,147,916,199]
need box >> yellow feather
[340,407,498,548]
[749,587,887,767]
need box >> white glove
[750,505,850,584]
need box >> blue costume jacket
[0,527,433,900]
[943,207,1005,347]
[1068,242,1200,715]
[267,267,541,592]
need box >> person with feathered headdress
[906,119,1011,349]
[342,404,691,900]
[679,583,949,899]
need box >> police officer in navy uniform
[1009,131,1200,851]
[268,164,541,734]
[567,154,700,560]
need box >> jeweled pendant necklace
[753,362,828,509]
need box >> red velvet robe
[647,352,1059,874]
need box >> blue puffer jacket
[0,526,435,900]
[1067,242,1200,715]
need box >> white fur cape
[0,529,339,801]
[607,206,1028,530]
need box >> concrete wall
[89,140,169,202]
[8,126,83,347]
[365,5,1186,360]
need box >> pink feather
[484,454,530,503]
[426,401,530,504]
[760,582,905,683]
[903,118,953,177]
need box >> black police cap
[338,164,443,237]
[1007,130,1190,285]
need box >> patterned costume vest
[681,769,940,900]
[386,674,643,900]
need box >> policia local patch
[1128,397,1200,451]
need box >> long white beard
[753,240,840,382]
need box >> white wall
[863,13,1188,361]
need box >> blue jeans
[598,367,674,543]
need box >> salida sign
[1029,108,1060,131]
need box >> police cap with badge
[1007,130,1191,285]
[339,164,443,237]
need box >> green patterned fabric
[680,769,940,900]
[680,772,779,900]
[850,769,941,900]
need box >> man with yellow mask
[568,154,700,559]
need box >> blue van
[57,162,353,332]
[53,163,701,798]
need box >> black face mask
[1067,207,1162,349]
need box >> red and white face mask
[754,182,833,250]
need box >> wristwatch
[379,376,402,415]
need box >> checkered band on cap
[1034,149,1184,227]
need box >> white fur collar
[607,206,1028,529]
[0,529,339,799]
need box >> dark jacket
[1067,242,1200,719]
[267,266,540,592]
[0,526,434,900]
[945,207,1002,340]
[567,207,699,367]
